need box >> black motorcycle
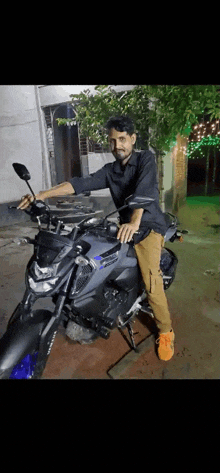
[0,163,187,379]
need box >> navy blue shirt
[69,150,167,243]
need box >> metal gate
[43,104,109,185]
[43,105,58,187]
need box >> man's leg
[135,230,174,360]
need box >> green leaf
[55,85,220,152]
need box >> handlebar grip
[8,205,31,216]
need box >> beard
[113,149,131,161]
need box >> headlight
[27,276,59,293]
[32,262,57,280]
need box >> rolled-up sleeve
[69,165,108,195]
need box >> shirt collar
[113,150,138,174]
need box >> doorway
[43,103,81,187]
[53,104,81,183]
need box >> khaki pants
[134,230,172,333]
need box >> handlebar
[8,199,141,242]
[9,200,76,237]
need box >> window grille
[78,131,109,155]
[43,106,57,186]
[89,140,109,153]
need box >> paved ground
[0,196,219,379]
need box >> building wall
[0,86,44,204]
[38,85,135,108]
[88,152,114,197]
[39,85,96,108]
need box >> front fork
[9,270,74,378]
[8,290,38,327]
[33,270,75,378]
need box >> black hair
[105,115,135,135]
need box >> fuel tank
[70,233,139,299]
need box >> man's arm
[117,208,144,243]
[17,181,75,210]
[117,151,158,243]
[19,163,110,210]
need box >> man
[18,115,174,361]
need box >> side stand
[126,321,139,353]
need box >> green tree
[57,85,220,154]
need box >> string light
[188,118,220,155]
[187,135,220,160]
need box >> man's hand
[117,223,139,243]
[17,191,47,210]
[117,208,144,243]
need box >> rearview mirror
[12,163,31,181]
[12,162,36,198]
[104,195,156,223]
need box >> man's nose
[115,139,123,149]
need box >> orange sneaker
[156,329,175,361]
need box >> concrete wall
[38,85,135,108]
[86,151,117,216]
[0,86,44,204]
[39,85,96,107]
[88,152,114,197]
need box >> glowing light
[187,134,220,160]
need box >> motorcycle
[0,163,187,379]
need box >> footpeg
[140,302,154,318]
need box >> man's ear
[131,133,136,146]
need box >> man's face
[108,128,136,164]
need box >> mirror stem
[26,181,36,199]
[103,204,128,227]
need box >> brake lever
[8,205,32,216]
[13,236,35,245]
